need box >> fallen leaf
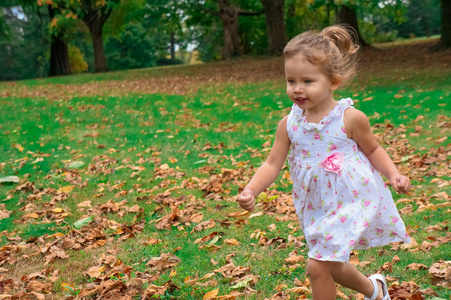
[203,288,219,300]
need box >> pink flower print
[302,149,310,157]
[327,180,332,188]
[307,202,314,210]
[390,231,398,238]
[331,252,336,259]
[353,190,359,197]
[330,143,337,151]
[391,216,399,224]
[352,145,357,153]
[363,200,371,207]
[340,216,347,223]
[325,234,333,242]
[293,125,298,131]
[320,152,345,174]
[376,228,384,234]
[315,253,322,259]
[358,238,367,246]
[349,240,356,247]
[363,220,369,227]
[310,239,317,246]
[337,201,343,210]
[341,126,346,134]
[314,133,321,140]
[363,178,370,185]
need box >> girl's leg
[306,259,338,300]
[330,262,383,300]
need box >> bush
[156,58,183,66]
[69,44,88,74]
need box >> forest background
[0,0,449,81]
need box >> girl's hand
[390,173,411,194]
[238,189,255,212]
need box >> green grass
[0,40,450,299]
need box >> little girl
[238,25,411,300]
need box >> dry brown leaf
[203,288,219,300]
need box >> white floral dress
[287,98,411,262]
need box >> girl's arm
[238,116,291,211]
[344,109,411,194]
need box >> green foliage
[395,0,441,38]
[105,22,159,70]
[69,44,88,73]
[0,4,48,81]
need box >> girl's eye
[287,80,294,84]
[305,80,312,84]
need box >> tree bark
[260,0,286,55]
[217,0,240,59]
[85,19,108,72]
[78,1,114,73]
[170,33,176,60]
[48,5,71,76]
[335,5,369,47]
[435,0,451,50]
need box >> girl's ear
[330,75,343,91]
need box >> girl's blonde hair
[283,25,359,87]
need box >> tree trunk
[435,0,451,50]
[170,33,176,60]
[217,0,240,59]
[335,5,369,47]
[48,5,71,76]
[85,18,108,72]
[260,0,286,55]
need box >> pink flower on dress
[320,152,345,174]
[302,149,309,156]
[341,126,346,133]
[364,200,371,207]
[325,234,333,241]
[316,253,322,259]
[376,228,384,234]
[329,144,337,151]
[391,216,399,224]
[363,220,369,227]
[353,190,359,197]
[340,216,347,223]
[293,125,298,131]
[310,239,317,246]
[314,133,321,140]
[349,240,356,247]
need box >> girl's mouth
[295,98,308,104]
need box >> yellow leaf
[203,288,219,300]
[23,213,40,219]
[60,283,75,292]
[50,208,64,213]
[224,239,240,246]
[13,143,24,152]
[58,186,75,193]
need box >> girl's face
[285,53,340,112]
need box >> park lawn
[0,39,450,299]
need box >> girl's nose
[294,85,303,93]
